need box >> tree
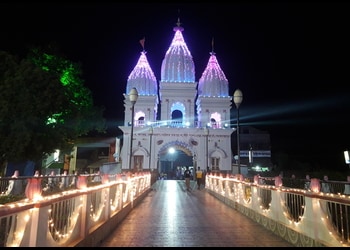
[0,49,106,171]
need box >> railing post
[77,175,88,189]
[274,176,283,187]
[25,177,42,200]
[310,178,321,193]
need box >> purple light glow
[161,30,195,83]
[126,51,157,96]
[198,52,229,97]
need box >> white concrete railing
[134,120,227,129]
[2,171,350,247]
[205,173,350,247]
[0,172,151,247]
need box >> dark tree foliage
[0,49,106,168]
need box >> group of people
[184,166,204,191]
[303,174,350,195]
[2,169,103,197]
[44,170,82,192]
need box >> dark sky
[1,2,350,169]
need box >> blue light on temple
[127,51,158,96]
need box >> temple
[119,18,237,177]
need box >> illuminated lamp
[274,175,283,187]
[77,175,88,189]
[25,177,42,200]
[233,89,243,174]
[310,178,321,193]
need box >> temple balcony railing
[132,120,229,129]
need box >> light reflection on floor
[165,180,178,243]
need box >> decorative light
[233,89,243,174]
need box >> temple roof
[160,18,195,83]
[126,51,157,96]
[198,52,229,97]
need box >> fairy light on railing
[110,189,120,212]
[47,197,82,243]
[122,183,129,203]
[90,203,105,222]
[6,210,31,247]
[207,174,350,246]
[0,174,152,247]
[110,184,123,212]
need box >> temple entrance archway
[158,141,194,180]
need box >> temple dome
[198,52,229,97]
[126,51,158,95]
[160,21,195,83]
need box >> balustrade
[206,173,350,247]
[0,172,151,247]
[1,172,350,246]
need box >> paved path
[99,180,294,247]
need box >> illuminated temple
[118,18,233,176]
[118,18,271,176]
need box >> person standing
[196,166,203,190]
[60,170,69,189]
[304,174,311,191]
[184,166,191,191]
[321,175,331,193]
[48,170,58,191]
[6,170,23,195]
[92,170,102,183]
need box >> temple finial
[174,10,184,32]
[139,37,145,52]
[210,37,216,56]
[176,9,182,27]
[176,17,181,27]
[212,37,215,53]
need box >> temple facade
[118,19,235,177]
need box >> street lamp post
[149,127,153,170]
[204,127,209,172]
[129,87,138,171]
[233,89,243,174]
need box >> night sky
[1,2,350,170]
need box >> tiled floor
[99,180,294,247]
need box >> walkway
[98,180,294,247]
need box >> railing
[0,174,97,199]
[0,172,152,247]
[206,173,350,247]
[133,120,227,129]
[257,176,350,193]
[2,172,350,247]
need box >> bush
[0,194,25,205]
